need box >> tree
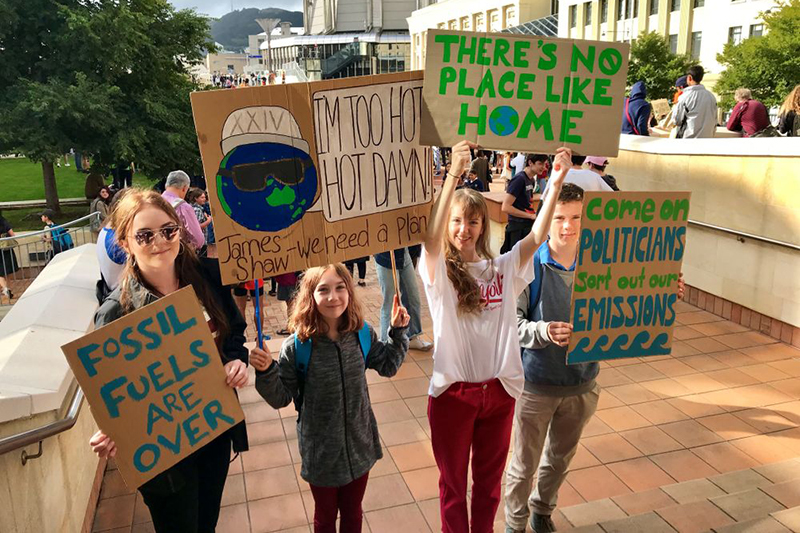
[0,0,216,211]
[715,0,800,109]
[626,32,695,100]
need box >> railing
[0,212,100,305]
[687,219,800,252]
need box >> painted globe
[488,106,519,137]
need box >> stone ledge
[619,134,800,158]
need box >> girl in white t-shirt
[419,140,571,532]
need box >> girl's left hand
[224,359,249,388]
[391,295,410,328]
[677,272,686,300]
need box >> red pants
[428,379,515,533]
[309,472,369,533]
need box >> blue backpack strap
[528,247,544,316]
[357,321,372,365]
[294,334,312,379]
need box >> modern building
[407,0,558,70]
[204,50,248,76]
[557,0,777,79]
[246,22,305,74]
[258,0,415,81]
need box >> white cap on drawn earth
[220,106,310,156]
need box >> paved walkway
[91,263,800,533]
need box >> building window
[694,0,704,6]
[489,9,500,31]
[691,31,702,59]
[570,4,578,27]
[671,0,680,11]
[617,0,625,20]
[601,0,609,21]
[504,5,516,27]
[473,12,485,31]
[585,2,593,24]
[460,16,469,30]
[649,0,658,15]
[669,34,678,53]
[448,19,457,29]
[728,26,742,44]
[750,23,764,37]
[633,0,639,17]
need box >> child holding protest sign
[419,140,571,533]
[88,189,250,533]
[250,264,409,533]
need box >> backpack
[293,322,372,412]
[50,225,74,254]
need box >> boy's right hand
[250,346,273,371]
[89,430,117,458]
[547,321,573,347]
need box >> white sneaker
[408,336,433,351]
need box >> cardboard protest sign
[651,98,671,118]
[190,71,432,285]
[567,191,691,364]
[421,30,630,157]
[61,287,245,488]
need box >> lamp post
[256,18,281,72]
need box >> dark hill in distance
[210,8,303,52]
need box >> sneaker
[408,336,433,351]
[357,280,366,287]
[505,527,525,533]
[531,513,556,533]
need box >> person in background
[84,166,107,199]
[460,169,486,192]
[0,211,19,301]
[511,151,526,176]
[90,186,112,235]
[726,88,772,137]
[621,81,652,136]
[470,150,491,190]
[344,257,369,287]
[112,161,135,189]
[584,156,619,191]
[41,209,74,260]
[673,76,688,104]
[161,170,205,251]
[202,199,216,256]
[186,187,212,255]
[778,84,800,137]
[500,152,514,182]
[674,65,718,139]
[501,154,548,253]
[541,155,612,201]
[275,272,301,336]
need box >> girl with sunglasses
[87,189,250,533]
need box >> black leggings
[139,432,232,533]
[344,257,368,280]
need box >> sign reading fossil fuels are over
[61,287,244,489]
[421,30,630,157]
[191,71,432,285]
[567,191,691,364]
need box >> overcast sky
[169,1,302,19]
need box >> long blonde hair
[780,84,800,114]
[289,264,364,341]
[444,188,494,315]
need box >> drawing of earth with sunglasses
[216,106,318,232]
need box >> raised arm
[423,140,477,281]
[517,148,572,266]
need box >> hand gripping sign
[61,287,245,488]
[191,71,433,285]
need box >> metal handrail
[688,219,800,252]
[0,212,101,242]
[0,386,84,464]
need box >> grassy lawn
[0,157,156,202]
[3,206,92,232]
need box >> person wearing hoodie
[621,81,651,136]
[674,66,718,138]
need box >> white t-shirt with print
[419,242,534,399]
[541,168,613,201]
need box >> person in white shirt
[511,151,526,175]
[541,155,612,201]
[674,65,718,139]
[419,140,571,533]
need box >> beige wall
[205,53,248,75]
[612,140,800,327]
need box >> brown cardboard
[421,30,630,157]
[651,98,671,118]
[190,71,432,285]
[566,191,691,364]
[61,287,245,489]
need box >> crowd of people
[211,71,281,89]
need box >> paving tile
[581,433,643,463]
[556,480,585,507]
[632,400,691,425]
[619,426,684,455]
[379,419,429,447]
[697,413,762,440]
[401,466,440,501]
[734,408,798,434]
[706,368,762,388]
[693,443,761,474]
[717,332,778,351]
[691,321,749,337]
[247,420,287,445]
[640,378,695,399]
[132,493,150,525]
[221,474,247,507]
[741,364,793,383]
[677,311,722,325]
[596,390,625,410]
[372,399,415,424]
[606,383,661,404]
[371,448,399,478]
[237,385,263,405]
[595,406,652,432]
[560,498,627,527]
[248,493,308,533]
[600,511,676,533]
[771,506,800,532]
[365,503,431,533]
[417,498,441,532]
[100,469,136,500]
[673,373,727,394]
[368,382,402,403]
[656,500,735,533]
[771,380,800,401]
[681,355,729,373]
[242,441,293,472]
[674,326,708,340]
[670,341,702,357]
[388,440,436,472]
[93,494,137,532]
[742,344,800,364]
[566,465,632,501]
[731,435,800,464]
[244,465,299,500]
[390,361,426,381]
[216,503,250,533]
[662,478,727,504]
[667,395,726,418]
[650,450,719,483]
[611,488,677,515]
[660,419,725,448]
[709,468,772,493]
[242,401,280,423]
[130,523,155,533]
[686,337,731,355]
[755,460,800,484]
[770,359,800,376]
[361,473,414,511]
[596,368,634,387]
[393,377,431,399]
[617,363,667,382]
[763,480,800,508]
[648,359,698,377]
[710,488,786,522]
[607,457,676,492]
[581,415,616,437]
[570,443,601,470]
[712,516,791,533]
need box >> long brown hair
[110,188,230,341]
[444,188,494,315]
[289,264,364,341]
[780,84,800,114]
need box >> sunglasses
[218,157,312,192]
[132,225,181,246]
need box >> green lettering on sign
[559,109,583,143]
[435,34,460,63]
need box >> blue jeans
[375,250,422,342]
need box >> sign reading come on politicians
[191,71,433,285]
[61,287,244,488]
[421,30,630,157]
[567,191,691,364]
